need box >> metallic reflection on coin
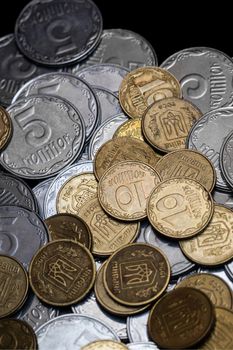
[127,342,159,350]
[212,189,233,208]
[113,118,144,141]
[33,178,53,219]
[220,130,233,188]
[94,87,122,123]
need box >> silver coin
[220,130,233,188]
[225,260,233,282]
[12,73,99,141]
[0,205,48,269]
[0,95,85,179]
[160,47,233,114]
[33,178,54,219]
[94,87,122,123]
[212,189,233,208]
[77,64,129,94]
[135,220,149,243]
[187,107,233,191]
[15,0,103,66]
[36,314,119,350]
[88,113,128,159]
[127,311,150,343]
[127,342,159,350]
[198,267,233,290]
[44,160,93,218]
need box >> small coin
[94,87,122,123]
[94,137,160,180]
[119,67,181,119]
[0,106,12,150]
[104,243,170,306]
[0,255,28,318]
[29,240,95,306]
[113,118,144,141]
[220,130,233,188]
[148,287,215,349]
[98,160,161,221]
[147,178,214,239]
[180,204,233,265]
[32,178,53,219]
[81,340,128,349]
[44,213,92,250]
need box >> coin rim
[113,117,144,141]
[219,129,233,189]
[0,106,12,151]
[82,339,128,349]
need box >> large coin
[0,106,12,150]
[81,340,128,350]
[113,118,144,141]
[220,130,233,188]
[32,178,53,219]
[94,87,122,123]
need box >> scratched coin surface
[0,255,28,318]
[180,204,233,265]
[81,340,128,349]
[98,161,161,221]
[0,106,12,150]
[29,240,95,306]
[147,178,214,239]
[104,243,170,306]
[220,130,233,189]
[94,137,160,180]
[142,97,202,152]
[113,118,144,141]
[119,66,181,119]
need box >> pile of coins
[1,0,233,349]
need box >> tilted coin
[155,149,216,192]
[142,97,202,153]
[94,137,160,180]
[148,287,215,349]
[220,130,233,188]
[180,204,233,265]
[81,340,128,350]
[113,118,144,141]
[0,255,28,318]
[104,243,170,306]
[213,189,233,208]
[98,161,161,221]
[94,87,122,123]
[147,178,214,239]
[0,106,12,150]
[119,66,181,119]
[32,178,53,219]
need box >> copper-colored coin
[75,195,139,256]
[81,340,128,350]
[0,106,12,151]
[94,137,160,180]
[113,118,144,141]
[176,273,233,309]
[180,204,233,265]
[147,178,214,239]
[142,97,202,153]
[155,149,216,192]
[0,255,28,318]
[44,213,92,250]
[148,287,215,349]
[56,172,98,214]
[119,67,181,119]
[104,243,170,306]
[29,240,95,306]
[98,160,161,221]
[0,319,37,350]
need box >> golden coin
[119,67,181,119]
[104,243,170,306]
[29,240,95,306]
[176,273,232,309]
[142,97,202,153]
[113,118,144,141]
[56,172,98,214]
[74,195,139,256]
[147,178,214,239]
[155,149,216,192]
[94,137,160,180]
[98,160,161,221]
[180,204,233,265]
[81,340,128,350]
[44,213,92,250]
[0,255,28,318]
[0,106,12,151]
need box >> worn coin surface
[81,340,128,349]
[147,178,214,239]
[220,130,233,189]
[94,87,122,123]
[113,118,144,141]
[119,67,181,119]
[32,178,53,219]
[0,106,12,150]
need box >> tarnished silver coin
[225,261,233,282]
[127,311,150,343]
[212,189,233,208]
[33,178,53,219]
[0,95,85,179]
[161,47,233,114]
[127,343,159,350]
[94,87,122,123]
[220,130,233,189]
[15,0,103,66]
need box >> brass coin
[0,106,12,151]
[98,160,161,221]
[180,204,233,265]
[113,118,144,141]
[0,319,37,350]
[74,195,139,256]
[81,340,128,350]
[0,255,28,318]
[142,97,202,153]
[29,240,96,306]
[94,137,160,180]
[176,273,233,309]
[104,243,170,306]
[44,213,92,250]
[147,178,214,239]
[155,149,216,192]
[119,67,181,119]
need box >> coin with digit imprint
[113,118,144,141]
[0,106,12,150]
[81,340,128,350]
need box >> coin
[148,287,215,349]
[81,340,128,349]
[147,178,214,239]
[127,343,159,350]
[180,204,233,265]
[94,87,122,123]
[29,240,95,306]
[119,67,181,119]
[98,161,161,221]
[32,178,53,219]
[155,149,216,192]
[104,243,170,306]
[142,97,202,153]
[220,130,233,189]
[94,137,160,180]
[225,261,233,282]
[199,267,233,292]
[45,213,92,250]
[0,106,12,150]
[113,118,144,141]
[127,310,150,343]
[213,189,233,208]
